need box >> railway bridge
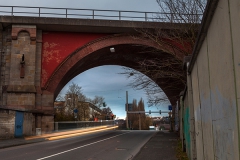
[0,6,194,138]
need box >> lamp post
[139,113,141,130]
[20,54,25,78]
[126,91,129,129]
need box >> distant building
[152,116,170,130]
[54,99,102,121]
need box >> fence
[0,6,202,23]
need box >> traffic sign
[168,105,172,110]
[73,108,78,113]
[125,104,133,111]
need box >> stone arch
[44,34,187,104]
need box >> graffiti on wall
[184,107,191,157]
[41,32,108,88]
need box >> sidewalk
[0,137,46,149]
[0,125,115,149]
[133,130,179,160]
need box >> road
[0,130,156,160]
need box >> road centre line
[37,131,130,160]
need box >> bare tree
[54,82,88,121]
[101,107,113,120]
[89,96,106,108]
[156,0,205,23]
[77,102,90,121]
[55,83,112,121]
[64,82,83,118]
[122,0,206,106]
[55,94,65,101]
[128,98,151,130]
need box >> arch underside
[49,43,185,105]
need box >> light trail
[47,126,118,141]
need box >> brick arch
[11,26,36,40]
[44,34,188,102]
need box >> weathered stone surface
[0,25,51,139]
[23,112,34,136]
[41,116,54,134]
[7,93,35,106]
[7,85,36,93]
[0,110,15,139]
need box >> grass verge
[176,139,189,160]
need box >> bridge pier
[0,25,54,139]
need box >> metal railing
[0,5,202,23]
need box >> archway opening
[47,36,185,131]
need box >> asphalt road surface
[0,130,156,160]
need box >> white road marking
[37,132,129,160]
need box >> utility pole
[126,91,129,129]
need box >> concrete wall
[181,88,195,159]
[188,0,240,159]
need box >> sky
[0,0,171,119]
[0,0,160,12]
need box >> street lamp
[110,47,115,53]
